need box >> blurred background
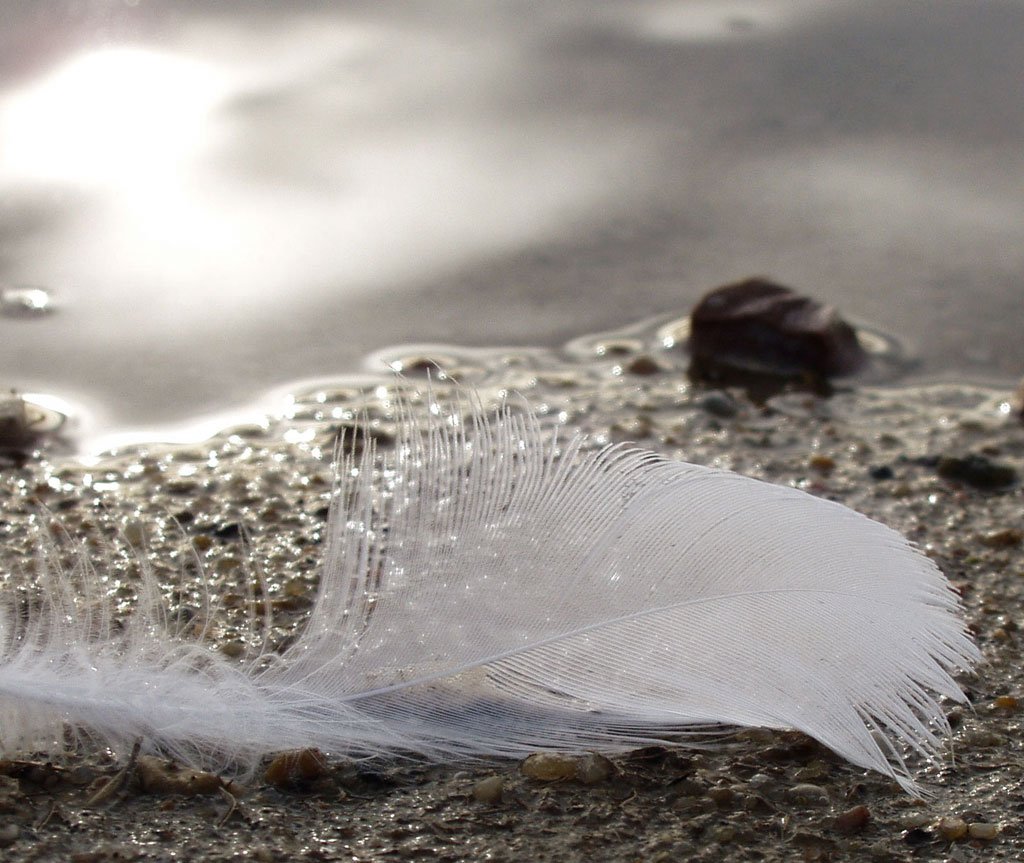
[1,0,1022,437]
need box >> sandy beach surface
[1,316,1022,862]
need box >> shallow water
[1,0,1023,442]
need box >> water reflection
[0,1,1022,437]
[0,11,636,342]
[0,46,223,186]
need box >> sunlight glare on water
[0,46,225,187]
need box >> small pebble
[213,522,243,541]
[963,729,1005,748]
[688,277,867,378]
[979,528,1023,548]
[471,775,503,804]
[993,694,1019,711]
[710,825,735,843]
[521,752,577,781]
[707,786,734,807]
[834,804,871,834]
[785,783,829,806]
[191,534,213,552]
[809,454,836,474]
[936,816,968,841]
[264,749,329,787]
[520,753,578,782]
[219,640,246,658]
[136,756,222,796]
[215,555,243,574]
[936,454,1017,490]
[624,356,661,375]
[575,753,613,785]
[967,822,999,841]
[121,519,147,546]
[868,465,894,481]
[699,390,740,418]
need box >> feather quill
[0,391,977,792]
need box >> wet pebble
[707,786,735,807]
[808,453,836,474]
[521,753,575,781]
[936,454,1017,490]
[219,640,246,658]
[688,277,867,379]
[709,825,735,843]
[834,804,871,834]
[624,355,662,375]
[0,394,66,461]
[471,775,503,804]
[574,753,613,785]
[121,520,147,546]
[520,752,611,783]
[136,756,223,796]
[785,783,829,806]
[264,749,329,788]
[936,816,968,841]
[979,528,1022,548]
[993,694,1019,711]
[963,729,1005,748]
[213,522,243,541]
[967,822,999,841]
[699,390,740,418]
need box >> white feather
[0,390,977,792]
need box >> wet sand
[1,319,1022,861]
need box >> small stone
[994,694,1019,711]
[165,478,199,495]
[936,454,1017,490]
[688,277,867,379]
[264,749,329,788]
[902,827,933,846]
[707,786,735,807]
[136,756,223,796]
[0,393,66,460]
[699,390,740,418]
[967,822,999,841]
[937,816,968,841]
[709,825,735,843]
[283,578,309,598]
[624,355,662,375]
[213,522,243,541]
[215,555,243,575]
[963,729,1005,748]
[219,640,246,658]
[809,454,836,474]
[979,528,1023,548]
[471,775,504,804]
[575,753,613,785]
[121,519,147,546]
[520,753,578,782]
[785,783,829,806]
[834,804,871,834]
[868,465,894,481]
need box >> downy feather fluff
[0,391,977,792]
